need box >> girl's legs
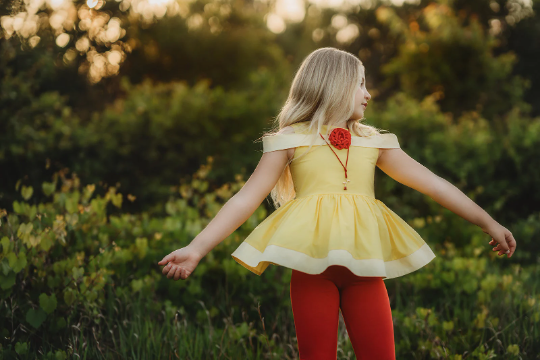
[290,268,340,359]
[339,271,396,359]
[290,266,395,360]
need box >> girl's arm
[159,127,294,280]
[376,148,516,258]
[186,129,294,261]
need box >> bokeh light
[0,0,534,84]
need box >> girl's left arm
[376,148,516,258]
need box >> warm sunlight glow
[336,23,359,43]
[308,0,344,7]
[307,0,424,8]
[331,14,348,29]
[276,0,305,23]
[266,13,286,33]
[56,32,70,47]
[0,0,534,86]
[49,0,65,10]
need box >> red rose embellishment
[328,128,351,150]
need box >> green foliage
[25,308,47,329]
[0,159,538,358]
[39,293,57,314]
[377,3,531,120]
[0,0,293,214]
[0,160,280,356]
[14,341,28,355]
[0,67,289,215]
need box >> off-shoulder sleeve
[347,133,400,148]
[262,134,310,153]
[370,133,400,149]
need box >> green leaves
[17,222,33,244]
[106,187,123,208]
[25,308,47,329]
[21,185,33,200]
[1,257,10,275]
[7,251,27,273]
[27,234,42,248]
[42,181,56,196]
[12,201,37,218]
[39,293,57,314]
[135,237,148,259]
[1,236,10,254]
[24,294,57,329]
[72,266,84,280]
[63,288,76,306]
[40,231,54,251]
[507,344,520,356]
[65,193,80,214]
[131,278,143,292]
[15,341,29,355]
[65,213,78,226]
[0,271,16,290]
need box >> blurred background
[0,0,539,358]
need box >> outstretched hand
[158,246,202,280]
[483,223,516,258]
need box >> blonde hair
[261,47,389,209]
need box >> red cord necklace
[319,127,352,190]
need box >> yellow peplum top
[231,122,436,280]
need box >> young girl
[158,47,517,359]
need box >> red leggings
[290,265,396,360]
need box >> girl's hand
[158,246,202,280]
[482,222,517,258]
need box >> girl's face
[350,73,371,120]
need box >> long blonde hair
[262,47,388,209]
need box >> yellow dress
[231,122,436,280]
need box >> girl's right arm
[158,127,295,280]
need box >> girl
[158,47,517,359]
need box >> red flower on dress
[328,128,351,150]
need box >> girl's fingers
[488,231,516,258]
[491,243,509,255]
[160,259,192,280]
[498,247,510,255]
[159,253,176,265]
[162,263,171,275]
[507,233,517,258]
[173,266,182,281]
[167,265,177,279]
